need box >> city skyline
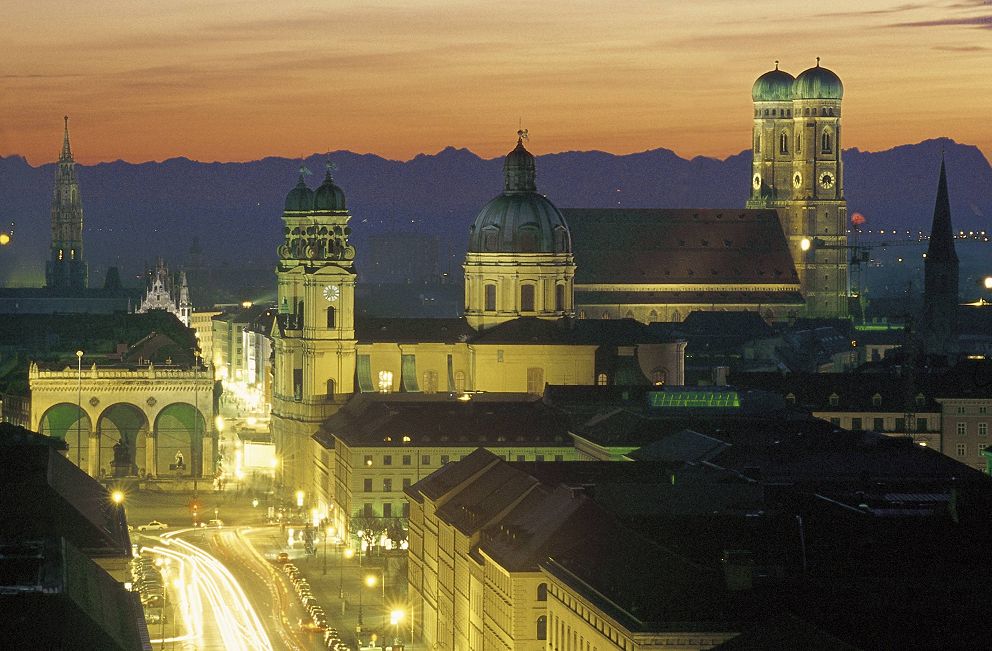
[2,1,990,165]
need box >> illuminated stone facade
[28,360,214,479]
[747,60,848,318]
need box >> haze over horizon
[2,1,990,166]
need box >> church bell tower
[748,60,848,318]
[270,164,358,491]
[46,116,88,290]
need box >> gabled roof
[435,462,538,536]
[317,392,572,449]
[563,208,799,286]
[407,448,502,503]
[0,437,129,557]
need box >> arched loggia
[154,403,207,479]
[96,403,149,478]
[39,402,93,470]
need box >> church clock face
[819,172,835,189]
[752,174,761,190]
[322,284,340,302]
[793,172,803,188]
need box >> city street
[126,489,410,651]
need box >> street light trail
[143,531,274,651]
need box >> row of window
[361,502,410,518]
[361,451,565,472]
[827,416,932,432]
[956,422,989,436]
[956,443,989,457]
[481,283,566,312]
[758,130,833,155]
[756,107,836,118]
[956,405,989,415]
[363,453,446,467]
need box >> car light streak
[143,530,274,651]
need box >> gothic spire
[926,156,958,263]
[61,115,73,161]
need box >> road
[138,527,323,651]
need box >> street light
[390,609,405,646]
[76,350,83,470]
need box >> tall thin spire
[926,156,958,263]
[61,115,73,161]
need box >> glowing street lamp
[295,490,305,508]
[800,237,811,252]
[111,490,125,505]
[390,609,405,645]
[984,276,992,290]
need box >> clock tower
[271,165,357,492]
[748,60,848,318]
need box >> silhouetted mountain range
[0,138,988,290]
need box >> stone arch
[154,403,207,479]
[96,403,149,478]
[39,402,93,469]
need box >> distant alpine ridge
[0,138,988,285]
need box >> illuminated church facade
[270,64,850,511]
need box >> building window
[326,378,335,398]
[957,406,966,415]
[527,367,545,394]
[755,135,760,152]
[364,479,373,492]
[519,228,538,252]
[873,417,885,432]
[364,503,374,517]
[596,373,608,386]
[871,394,882,407]
[422,370,439,394]
[421,454,430,465]
[980,406,987,415]
[554,454,564,462]
[326,306,335,329]
[535,454,545,462]
[383,479,392,492]
[383,503,392,518]
[521,284,535,312]
[402,455,411,466]
[517,455,526,462]
[956,443,967,457]
[957,422,967,435]
[851,417,863,430]
[979,423,988,436]
[785,393,796,405]
[537,616,548,641]
[484,229,498,251]
[485,284,496,311]
[538,583,548,601]
[779,132,788,154]
[796,134,801,153]
[383,455,392,466]
[364,454,373,466]
[402,502,410,518]
[555,284,565,312]
[917,417,928,432]
[377,370,394,393]
[821,130,832,153]
[402,478,411,489]
[979,443,988,455]
[829,393,839,407]
[454,371,466,393]
[440,454,450,465]
[830,417,841,427]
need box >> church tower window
[326,306,335,329]
[555,284,565,312]
[780,132,789,154]
[821,130,832,153]
[520,284,535,312]
[484,284,496,311]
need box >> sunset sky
[2,1,990,165]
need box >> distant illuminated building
[136,258,191,326]
[46,116,88,290]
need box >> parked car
[207,519,224,527]
[137,520,169,532]
[276,552,290,563]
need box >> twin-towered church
[270,61,850,489]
